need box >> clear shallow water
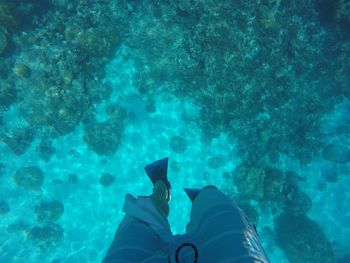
[0,1,350,263]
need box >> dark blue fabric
[102,188,270,263]
[144,157,171,189]
[184,188,201,202]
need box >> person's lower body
[150,180,170,219]
[182,186,270,263]
[102,181,171,263]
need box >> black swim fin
[184,188,201,202]
[145,157,172,190]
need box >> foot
[145,158,172,199]
[151,180,170,217]
[154,180,171,202]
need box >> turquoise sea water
[1,1,350,263]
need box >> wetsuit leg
[183,187,269,263]
[150,180,170,219]
[102,215,165,263]
[102,181,170,263]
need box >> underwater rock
[336,0,350,24]
[0,200,10,214]
[61,68,73,85]
[169,136,187,153]
[284,170,302,187]
[232,164,265,201]
[7,221,29,233]
[322,143,350,163]
[0,79,16,108]
[105,104,127,119]
[13,166,44,191]
[13,63,31,79]
[74,26,119,59]
[275,214,335,263]
[207,156,224,169]
[99,173,115,187]
[26,224,63,247]
[0,126,35,155]
[284,189,312,216]
[38,84,89,136]
[34,200,64,224]
[263,167,285,202]
[0,29,6,55]
[321,164,339,183]
[37,139,56,162]
[0,2,19,30]
[84,117,125,156]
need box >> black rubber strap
[175,242,198,263]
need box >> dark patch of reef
[230,163,335,261]
[99,173,115,187]
[114,0,350,166]
[34,200,64,224]
[0,0,123,157]
[7,164,65,250]
[1,0,349,164]
[13,166,44,191]
[275,214,335,263]
[84,105,127,156]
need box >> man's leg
[150,180,170,219]
[183,186,270,262]
[103,183,171,263]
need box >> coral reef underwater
[0,0,349,262]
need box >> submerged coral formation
[169,136,188,153]
[13,166,44,191]
[0,0,121,158]
[34,200,64,224]
[84,117,125,156]
[232,164,266,201]
[232,163,294,204]
[7,221,29,233]
[275,214,336,263]
[115,0,350,165]
[0,1,18,30]
[37,139,56,162]
[26,224,64,249]
[322,143,350,163]
[0,126,35,155]
[232,163,313,225]
[13,63,31,79]
[99,173,115,187]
